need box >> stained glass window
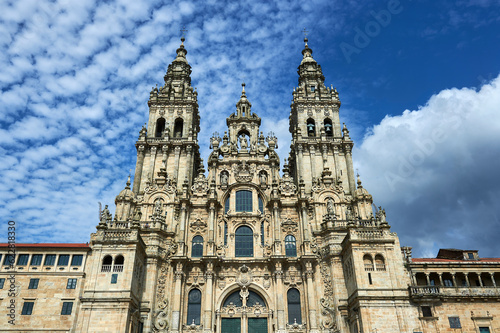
[287,288,302,324]
[192,236,203,257]
[236,190,252,212]
[285,235,297,257]
[187,289,202,325]
[235,226,253,257]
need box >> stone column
[345,146,356,195]
[309,145,316,181]
[149,146,158,182]
[438,273,443,286]
[178,204,188,255]
[273,202,281,255]
[490,273,497,287]
[305,264,318,332]
[275,264,286,333]
[204,265,215,333]
[465,274,470,287]
[425,273,430,286]
[208,203,215,255]
[174,146,181,188]
[451,273,457,287]
[296,144,304,182]
[477,273,484,287]
[171,264,184,332]
[186,145,193,185]
[301,203,310,251]
[133,145,145,194]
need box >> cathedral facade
[1,38,500,333]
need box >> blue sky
[1,0,499,258]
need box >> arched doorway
[218,288,270,333]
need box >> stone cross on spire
[180,26,188,39]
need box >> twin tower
[80,37,417,333]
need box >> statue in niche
[327,198,335,216]
[220,172,229,186]
[239,135,248,150]
[260,171,267,185]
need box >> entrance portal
[218,289,270,333]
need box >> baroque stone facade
[1,38,500,333]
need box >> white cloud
[355,74,500,257]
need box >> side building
[1,38,500,333]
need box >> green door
[248,318,267,333]
[221,318,241,333]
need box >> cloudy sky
[1,0,499,258]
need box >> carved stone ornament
[190,219,207,233]
[237,265,252,287]
[281,218,298,233]
[319,261,340,332]
[191,174,208,195]
[232,161,256,183]
[279,173,297,195]
[153,263,170,333]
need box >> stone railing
[354,229,385,239]
[102,230,133,241]
[410,286,500,298]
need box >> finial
[302,27,309,45]
[126,172,131,189]
[241,82,246,96]
[356,172,362,187]
[180,26,188,44]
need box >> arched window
[235,226,253,257]
[224,197,230,214]
[363,254,374,271]
[101,255,112,272]
[261,222,265,246]
[285,235,297,257]
[155,118,165,137]
[114,255,124,272]
[258,196,264,213]
[307,119,316,137]
[223,290,265,308]
[187,289,202,325]
[224,222,228,246]
[174,118,183,138]
[324,119,333,137]
[375,254,386,271]
[192,236,203,257]
[287,288,302,324]
[236,190,252,212]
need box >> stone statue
[260,172,267,185]
[327,198,335,215]
[221,172,228,185]
[239,135,248,150]
[101,205,112,223]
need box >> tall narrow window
[174,118,183,138]
[307,119,316,137]
[187,289,202,325]
[21,302,34,315]
[3,254,15,266]
[192,236,204,257]
[285,235,297,257]
[67,278,77,289]
[224,197,230,214]
[224,222,228,246]
[236,190,252,212]
[155,118,166,137]
[287,288,302,324]
[324,119,333,137]
[258,196,264,213]
[261,222,265,246]
[28,278,39,289]
[235,226,253,257]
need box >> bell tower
[132,37,201,194]
[288,38,356,195]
